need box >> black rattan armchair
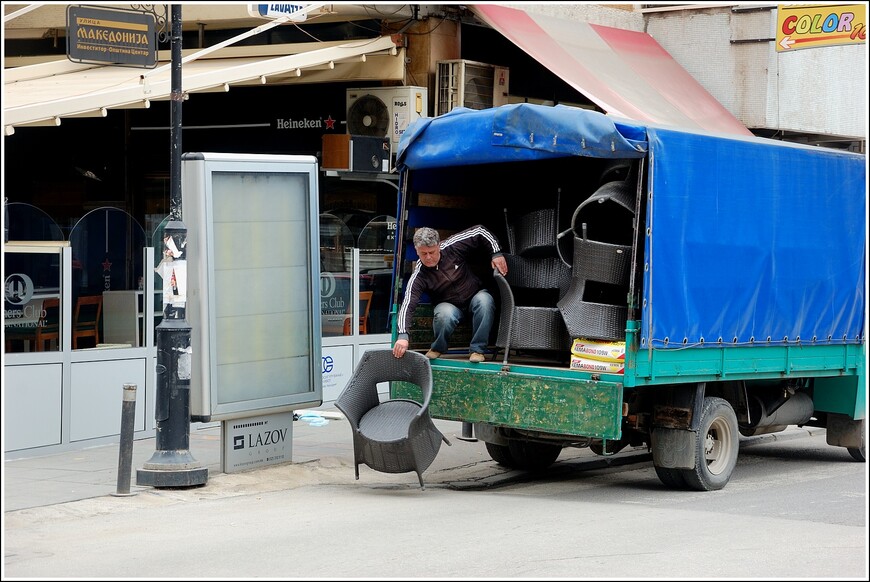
[335,349,450,489]
[493,254,572,364]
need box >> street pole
[137,4,207,488]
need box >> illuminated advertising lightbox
[182,153,322,421]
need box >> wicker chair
[506,207,559,257]
[335,349,450,489]
[493,254,572,363]
[557,180,635,340]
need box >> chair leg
[416,471,425,490]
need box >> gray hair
[413,227,440,248]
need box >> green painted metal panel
[813,376,864,418]
[627,342,864,387]
[393,361,623,440]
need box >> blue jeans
[431,289,496,355]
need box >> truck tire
[654,466,687,489]
[507,440,562,472]
[682,396,739,491]
[847,419,865,462]
[485,442,518,468]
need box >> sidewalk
[2,408,358,512]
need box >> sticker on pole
[247,4,312,21]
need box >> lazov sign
[67,5,157,68]
[776,4,866,51]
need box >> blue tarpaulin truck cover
[396,103,866,351]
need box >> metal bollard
[456,421,478,442]
[113,383,138,497]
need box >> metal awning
[3,35,402,134]
[472,5,752,136]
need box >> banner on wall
[776,4,866,51]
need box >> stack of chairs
[494,207,572,363]
[557,177,636,341]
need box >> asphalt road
[3,428,866,579]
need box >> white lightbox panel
[184,153,322,421]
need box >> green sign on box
[67,5,157,68]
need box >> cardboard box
[570,355,624,374]
[322,134,351,170]
[570,337,626,362]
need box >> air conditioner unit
[435,60,510,116]
[345,86,428,169]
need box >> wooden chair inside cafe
[72,294,102,349]
[34,297,61,351]
[4,297,60,352]
[343,291,374,335]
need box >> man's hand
[492,255,508,276]
[393,338,409,358]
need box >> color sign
[776,4,866,51]
[66,5,157,68]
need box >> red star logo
[102,258,112,272]
[324,115,336,130]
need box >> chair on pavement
[335,349,451,489]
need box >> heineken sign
[67,5,157,68]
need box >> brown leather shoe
[469,352,485,363]
[425,350,442,360]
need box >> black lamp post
[137,4,207,488]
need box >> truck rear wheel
[682,396,739,491]
[485,442,518,468]
[654,466,687,489]
[485,440,561,471]
[507,440,562,471]
[847,419,865,462]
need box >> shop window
[320,214,353,337]
[4,204,67,353]
[4,243,65,354]
[69,207,146,349]
[318,213,395,338]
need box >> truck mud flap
[393,365,623,440]
[651,427,696,470]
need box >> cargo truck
[388,103,866,490]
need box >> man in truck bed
[392,225,508,363]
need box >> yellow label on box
[570,355,624,374]
[570,338,626,362]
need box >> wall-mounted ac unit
[435,60,510,116]
[346,86,428,154]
